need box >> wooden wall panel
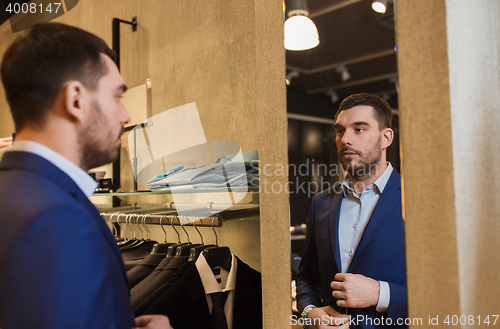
[0,1,288,327]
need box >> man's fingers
[330,281,343,291]
[337,299,348,308]
[334,273,347,281]
[134,315,171,328]
[332,290,344,300]
[134,315,155,327]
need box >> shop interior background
[286,0,400,267]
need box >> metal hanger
[119,214,139,248]
[179,216,190,243]
[165,215,189,257]
[174,216,202,257]
[116,213,130,245]
[193,216,204,245]
[105,212,119,237]
[188,216,215,262]
[109,213,120,237]
[160,215,168,242]
[151,215,175,253]
[142,215,151,241]
[202,214,232,271]
[171,215,181,243]
[135,214,144,240]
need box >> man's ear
[382,127,394,150]
[64,81,87,122]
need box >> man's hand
[134,315,172,329]
[330,273,379,308]
[306,306,350,329]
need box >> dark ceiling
[286,0,398,112]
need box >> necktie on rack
[210,291,230,329]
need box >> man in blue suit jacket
[296,93,407,329]
[0,23,171,329]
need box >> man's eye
[336,130,344,135]
[355,128,364,132]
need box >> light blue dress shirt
[339,162,393,312]
[8,140,97,197]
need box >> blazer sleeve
[0,205,134,329]
[387,282,408,321]
[296,194,323,313]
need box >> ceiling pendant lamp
[372,0,387,14]
[284,0,319,51]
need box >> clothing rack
[100,204,259,227]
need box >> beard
[339,136,382,179]
[79,100,123,171]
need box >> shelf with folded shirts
[90,185,260,220]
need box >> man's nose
[121,105,131,126]
[341,130,353,146]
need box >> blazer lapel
[232,258,258,329]
[328,190,343,272]
[348,170,401,270]
[184,265,214,329]
[188,296,213,329]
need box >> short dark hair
[335,93,392,129]
[1,23,114,131]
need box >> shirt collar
[9,140,97,197]
[195,252,238,294]
[341,162,394,197]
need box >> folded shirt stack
[146,151,259,192]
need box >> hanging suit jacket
[130,255,189,310]
[0,151,135,329]
[127,252,168,289]
[144,257,262,329]
[134,259,195,316]
[296,170,407,329]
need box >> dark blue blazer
[0,151,135,329]
[297,170,408,329]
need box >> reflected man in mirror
[296,93,407,329]
[0,22,171,329]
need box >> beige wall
[397,0,500,326]
[396,0,461,320]
[446,0,500,318]
[0,1,290,328]
[0,24,17,137]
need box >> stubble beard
[79,100,122,171]
[340,136,382,180]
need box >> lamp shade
[284,15,319,51]
[372,0,387,14]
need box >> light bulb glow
[284,15,319,51]
[372,1,387,14]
